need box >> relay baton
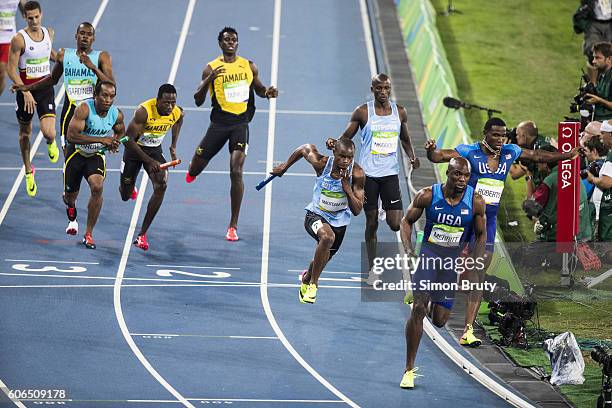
[98,135,129,153]
[159,159,181,170]
[255,174,276,191]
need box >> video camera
[592,346,612,408]
[483,277,537,348]
[569,70,597,114]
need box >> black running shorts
[195,122,249,161]
[121,145,166,185]
[16,87,56,123]
[363,174,403,211]
[304,210,347,259]
[64,151,105,193]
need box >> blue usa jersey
[455,142,521,216]
[423,184,474,251]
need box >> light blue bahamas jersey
[455,142,522,216]
[63,48,101,103]
[358,100,401,177]
[76,99,119,156]
[305,156,354,227]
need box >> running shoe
[185,171,196,183]
[366,267,381,286]
[133,234,149,251]
[400,367,419,389]
[66,220,78,235]
[302,283,317,304]
[131,186,138,200]
[299,270,308,303]
[225,227,239,241]
[459,324,482,347]
[82,233,96,249]
[25,168,36,197]
[403,290,414,305]
[66,206,77,221]
[47,140,59,163]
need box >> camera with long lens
[580,159,603,180]
[592,346,612,376]
[569,70,597,114]
[591,346,612,408]
[483,278,537,348]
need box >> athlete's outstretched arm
[250,61,278,99]
[400,188,431,255]
[271,144,326,177]
[520,146,581,163]
[398,105,419,169]
[424,139,460,163]
[67,103,118,150]
[125,106,160,171]
[194,64,221,106]
[169,107,184,162]
[470,194,487,264]
[344,164,365,216]
[12,49,63,93]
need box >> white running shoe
[366,267,382,286]
[66,220,78,235]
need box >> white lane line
[0,272,257,284]
[0,167,315,177]
[131,333,279,340]
[4,259,99,265]
[287,269,365,275]
[258,1,359,407]
[15,398,343,404]
[146,264,239,270]
[0,284,363,289]
[0,2,110,407]
[187,399,343,404]
[358,2,536,408]
[113,1,197,407]
[0,101,351,115]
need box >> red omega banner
[556,122,580,253]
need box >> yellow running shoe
[25,170,36,197]
[400,367,420,389]
[302,283,317,304]
[459,324,482,347]
[403,290,414,305]
[47,140,59,163]
[299,282,308,303]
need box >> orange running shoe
[225,227,239,241]
[83,233,96,249]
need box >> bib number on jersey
[77,142,104,155]
[66,79,94,102]
[371,131,398,155]
[0,13,15,30]
[318,189,348,212]
[25,56,50,79]
[138,134,163,147]
[475,178,505,205]
[223,80,249,103]
[428,224,464,247]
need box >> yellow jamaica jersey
[137,98,182,147]
[208,55,255,125]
